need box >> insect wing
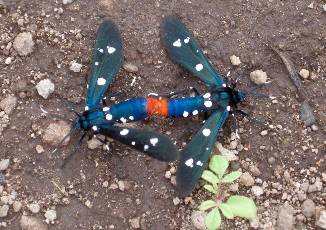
[161,16,224,87]
[176,110,229,196]
[85,20,123,109]
[99,125,178,162]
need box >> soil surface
[0,0,325,229]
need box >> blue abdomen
[168,97,207,118]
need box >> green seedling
[198,155,257,230]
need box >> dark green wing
[176,110,229,196]
[99,125,178,162]
[161,16,224,87]
[85,20,123,109]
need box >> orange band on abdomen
[147,97,168,117]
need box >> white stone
[69,62,82,73]
[250,70,267,85]
[20,216,48,230]
[13,201,22,212]
[13,32,34,56]
[35,145,44,154]
[28,203,40,214]
[0,95,17,115]
[44,209,57,223]
[191,210,206,230]
[230,55,241,66]
[299,69,309,79]
[0,159,9,171]
[36,79,55,99]
[0,205,9,217]
[43,120,71,145]
[316,210,326,229]
[5,57,12,65]
[251,186,264,197]
[62,0,74,5]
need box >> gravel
[36,79,55,99]
[299,69,309,79]
[13,32,35,56]
[250,70,267,85]
[301,199,315,218]
[251,185,264,197]
[191,210,206,230]
[44,209,57,223]
[0,205,9,217]
[0,159,9,171]
[20,216,48,230]
[123,63,139,73]
[230,55,241,66]
[27,202,40,214]
[42,120,71,145]
[239,172,255,187]
[0,95,17,115]
[277,203,294,230]
[69,61,82,73]
[129,217,140,229]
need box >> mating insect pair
[63,16,262,196]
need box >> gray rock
[0,205,9,217]
[230,55,241,66]
[277,203,294,230]
[301,199,315,218]
[123,63,139,73]
[44,209,57,223]
[240,172,255,187]
[69,62,82,73]
[42,120,71,145]
[20,215,48,230]
[249,165,261,176]
[214,142,238,161]
[129,217,140,229]
[308,178,322,193]
[316,210,326,229]
[87,137,103,150]
[13,201,22,212]
[13,32,34,56]
[191,210,206,230]
[0,159,9,171]
[36,79,55,99]
[250,70,267,85]
[62,0,74,5]
[27,202,40,213]
[299,69,309,79]
[0,95,17,115]
[251,185,264,197]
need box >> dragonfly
[63,20,178,163]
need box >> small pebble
[173,197,180,205]
[87,137,102,150]
[102,181,109,188]
[323,4,326,12]
[230,55,241,66]
[250,70,267,85]
[13,201,22,212]
[118,181,125,191]
[123,63,139,73]
[0,205,9,217]
[28,202,40,214]
[0,95,17,115]
[44,209,57,223]
[308,2,314,8]
[20,216,48,230]
[35,145,44,154]
[62,0,74,4]
[69,62,82,73]
[191,210,206,230]
[316,210,326,229]
[129,217,140,229]
[240,172,255,187]
[299,69,309,79]
[165,171,171,179]
[277,204,294,230]
[251,186,264,197]
[109,183,118,190]
[0,159,9,171]
[13,32,35,56]
[43,121,71,145]
[85,200,92,208]
[260,130,268,136]
[5,57,12,65]
[311,124,318,131]
[36,79,55,99]
[301,199,315,218]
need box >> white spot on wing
[85,106,89,111]
[120,117,127,123]
[184,37,190,43]
[106,114,113,120]
[97,77,106,86]
[196,161,203,166]
[222,83,227,87]
[227,106,231,111]
[95,62,99,66]
[92,126,98,131]
[203,93,211,98]
[103,107,110,112]
[204,100,213,108]
[183,111,189,117]
[129,116,134,120]
[107,46,116,54]
[185,158,194,168]
[131,141,136,146]
[150,137,159,146]
[195,64,203,71]
[192,110,198,116]
[202,128,211,137]
[144,145,149,151]
[173,39,182,47]
[120,129,129,136]
[98,48,104,53]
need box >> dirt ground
[0,0,325,229]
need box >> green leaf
[219,203,234,219]
[204,184,217,194]
[221,171,242,183]
[209,155,228,179]
[198,200,217,211]
[205,207,221,230]
[201,170,219,185]
[225,195,257,219]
